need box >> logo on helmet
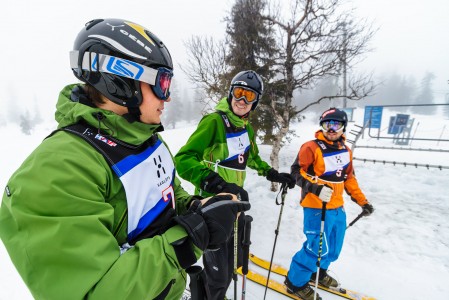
[234,81,248,86]
[321,109,336,119]
[103,22,155,55]
[106,23,125,31]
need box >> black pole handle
[186,265,208,300]
[242,215,253,275]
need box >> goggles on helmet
[321,120,344,133]
[232,86,259,104]
[150,67,173,100]
[70,51,173,101]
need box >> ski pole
[314,201,327,300]
[241,215,253,300]
[346,211,365,229]
[233,217,238,300]
[263,182,288,300]
[185,265,208,300]
[233,193,244,300]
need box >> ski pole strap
[275,182,288,205]
[242,215,253,275]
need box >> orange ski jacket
[291,130,368,209]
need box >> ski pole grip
[242,215,253,275]
[186,265,206,300]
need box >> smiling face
[138,81,171,124]
[230,97,253,116]
[323,129,344,141]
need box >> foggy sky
[1,0,447,122]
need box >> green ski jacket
[0,84,200,300]
[175,97,272,197]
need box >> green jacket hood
[215,97,248,128]
[56,84,162,145]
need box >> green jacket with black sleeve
[174,97,272,197]
[0,84,201,300]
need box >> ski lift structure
[346,103,449,170]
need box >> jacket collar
[315,130,346,149]
[215,97,248,128]
[56,84,162,145]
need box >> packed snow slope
[1,109,448,299]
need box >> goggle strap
[70,50,158,85]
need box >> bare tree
[180,37,230,113]
[181,0,376,190]
[261,0,375,189]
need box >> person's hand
[266,168,296,189]
[362,203,374,216]
[315,185,333,202]
[197,193,241,216]
[220,182,249,202]
[175,194,251,251]
[201,172,249,202]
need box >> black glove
[266,168,296,189]
[174,194,251,250]
[201,172,249,202]
[362,203,374,216]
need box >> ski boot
[284,276,321,300]
[311,269,339,288]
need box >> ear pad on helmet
[102,74,135,105]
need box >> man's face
[139,82,171,124]
[231,97,253,116]
[323,129,344,141]
[321,120,345,141]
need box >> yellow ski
[248,253,377,300]
[237,267,304,299]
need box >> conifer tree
[225,0,278,143]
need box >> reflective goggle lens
[152,67,173,100]
[321,120,344,132]
[232,87,258,104]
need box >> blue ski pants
[287,206,346,288]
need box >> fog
[1,0,448,123]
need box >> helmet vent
[85,19,103,30]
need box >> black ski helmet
[228,70,263,110]
[70,18,173,110]
[319,107,348,131]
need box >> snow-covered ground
[1,108,449,300]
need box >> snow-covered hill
[1,109,449,300]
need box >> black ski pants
[202,212,245,300]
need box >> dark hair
[84,85,106,106]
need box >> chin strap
[240,112,250,119]
[123,107,142,123]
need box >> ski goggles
[70,51,173,100]
[321,120,344,133]
[150,67,173,100]
[231,87,259,104]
